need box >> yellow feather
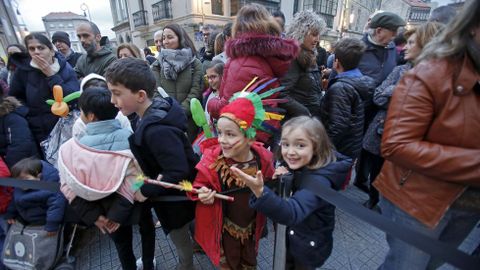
[265,112,285,121]
[241,77,258,92]
[136,173,146,181]
[179,180,193,192]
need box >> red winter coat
[0,157,12,213]
[189,141,274,266]
[207,33,299,119]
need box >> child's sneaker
[136,257,156,270]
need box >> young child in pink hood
[58,87,145,270]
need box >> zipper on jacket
[399,170,412,186]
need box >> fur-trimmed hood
[0,96,25,117]
[226,33,299,61]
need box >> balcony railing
[152,0,172,22]
[132,10,148,28]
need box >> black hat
[369,12,406,31]
[52,31,71,47]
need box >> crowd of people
[0,1,479,270]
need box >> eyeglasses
[204,74,219,80]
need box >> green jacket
[74,46,116,78]
[151,58,203,116]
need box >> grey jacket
[363,63,412,155]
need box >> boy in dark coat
[319,38,376,159]
[105,58,196,270]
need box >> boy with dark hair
[59,87,145,270]
[105,58,196,270]
[319,37,376,159]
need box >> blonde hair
[281,116,336,169]
[414,22,444,51]
[417,0,479,62]
[117,43,143,59]
[232,4,281,38]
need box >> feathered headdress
[219,77,287,139]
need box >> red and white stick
[144,178,234,202]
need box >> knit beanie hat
[52,31,71,47]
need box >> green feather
[131,180,145,191]
[258,86,285,99]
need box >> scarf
[466,39,480,73]
[30,57,60,75]
[159,48,195,80]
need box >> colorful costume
[190,91,275,268]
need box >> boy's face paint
[280,127,314,170]
[217,117,252,162]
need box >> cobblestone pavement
[70,186,479,269]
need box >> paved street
[70,186,479,269]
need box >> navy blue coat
[9,52,80,143]
[5,161,67,232]
[250,154,352,267]
[358,34,397,87]
[129,97,196,232]
[0,102,39,168]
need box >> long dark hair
[163,23,197,55]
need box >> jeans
[378,197,480,270]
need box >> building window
[133,10,148,28]
[230,0,280,16]
[152,0,172,22]
[303,0,339,28]
[69,32,77,41]
[115,0,128,23]
[59,23,64,28]
[68,23,73,27]
[50,24,55,28]
[212,0,223,15]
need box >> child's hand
[134,190,148,202]
[273,166,289,179]
[197,186,216,205]
[46,231,57,237]
[7,219,15,225]
[230,168,264,198]
[95,215,109,234]
[106,220,120,234]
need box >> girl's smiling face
[280,127,314,170]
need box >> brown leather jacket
[374,55,480,228]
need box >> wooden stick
[144,179,234,202]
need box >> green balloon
[190,98,212,138]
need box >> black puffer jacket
[319,75,376,158]
[280,48,322,118]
